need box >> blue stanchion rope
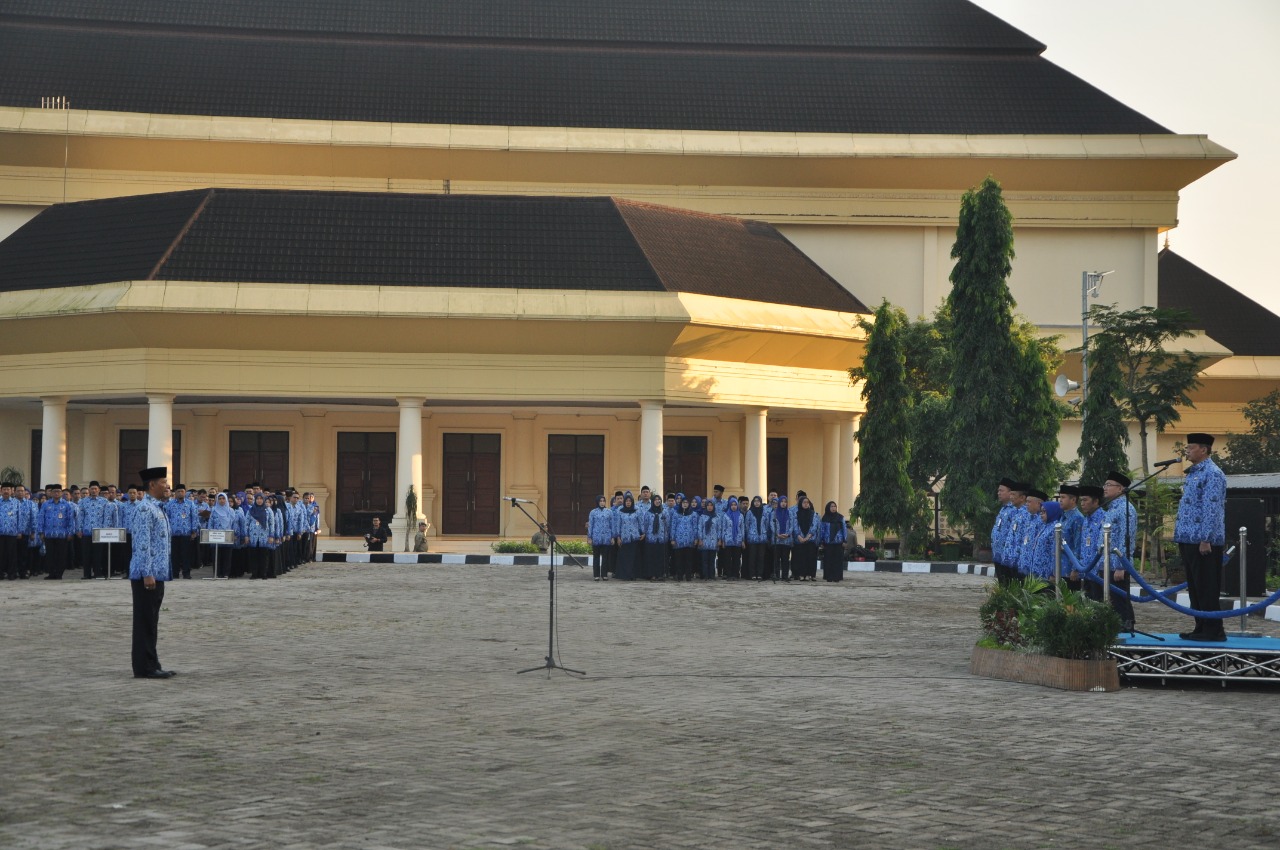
[1057,542,1280,619]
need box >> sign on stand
[200,529,236,579]
[92,528,128,578]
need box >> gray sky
[972,0,1280,314]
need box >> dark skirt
[821,543,845,581]
[616,541,639,580]
[643,542,667,579]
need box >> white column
[81,410,107,484]
[40,396,69,488]
[639,402,664,495]
[146,394,174,473]
[839,414,856,512]
[394,397,425,534]
[822,418,840,505]
[743,407,767,498]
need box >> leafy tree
[940,176,1023,540]
[1086,305,1204,476]
[851,301,917,544]
[1007,324,1069,490]
[1219,388,1280,474]
[1077,331,1130,485]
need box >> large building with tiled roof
[0,0,1261,536]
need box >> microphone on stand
[505,496,533,504]
[1153,458,1181,468]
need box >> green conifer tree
[851,301,916,543]
[940,176,1021,540]
[1006,328,1063,491]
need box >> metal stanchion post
[1102,523,1112,603]
[1237,526,1249,636]
[1053,522,1062,598]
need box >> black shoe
[1178,631,1199,640]
[134,670,175,679]
[1195,633,1227,642]
[1121,621,1135,632]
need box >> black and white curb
[319,552,995,576]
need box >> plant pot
[970,644,1119,692]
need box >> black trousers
[0,534,17,579]
[821,543,845,581]
[1181,542,1226,637]
[1085,568,1136,628]
[745,543,767,579]
[773,545,792,580]
[720,546,742,578]
[131,578,165,675]
[44,537,71,578]
[170,535,195,578]
[88,540,111,578]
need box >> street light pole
[1080,270,1114,423]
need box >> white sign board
[93,528,126,544]
[201,529,235,545]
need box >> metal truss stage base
[1111,633,1280,684]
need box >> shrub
[978,579,1121,659]
[491,540,540,554]
[556,539,592,555]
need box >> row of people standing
[0,479,319,581]
[586,485,849,584]
[990,473,1138,630]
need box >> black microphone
[1153,458,1181,468]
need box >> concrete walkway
[3,563,1278,849]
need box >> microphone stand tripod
[507,497,585,677]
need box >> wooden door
[441,433,502,534]
[118,429,182,489]
[663,436,707,499]
[228,431,289,492]
[335,432,396,535]
[547,434,604,534]
[767,437,789,498]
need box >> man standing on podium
[1174,434,1228,642]
[131,467,177,679]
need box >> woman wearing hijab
[819,501,847,582]
[587,495,615,581]
[697,499,723,580]
[265,495,284,578]
[792,496,819,580]
[769,495,793,581]
[641,494,668,580]
[1027,500,1065,584]
[744,496,770,580]
[669,494,698,582]
[614,492,641,581]
[246,494,271,579]
[227,494,248,578]
[721,497,746,579]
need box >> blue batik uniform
[990,502,1016,565]
[246,511,270,548]
[722,510,745,547]
[1060,508,1084,556]
[670,509,698,549]
[38,498,77,539]
[640,508,667,544]
[587,505,616,546]
[1026,520,1059,580]
[697,512,724,550]
[1008,506,1037,575]
[0,494,23,536]
[1102,497,1138,557]
[79,495,111,535]
[129,495,172,580]
[164,497,200,536]
[616,508,642,545]
[1075,510,1104,573]
[819,518,847,546]
[744,507,770,544]
[769,507,794,547]
[1174,457,1227,546]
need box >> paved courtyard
[2,564,1278,850]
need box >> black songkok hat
[1011,482,1031,493]
[1,480,15,488]
[88,480,100,488]
[998,478,1017,489]
[1078,485,1105,500]
[138,467,167,483]
[1105,471,1131,488]
[45,483,62,490]
[1026,489,1049,502]
[714,484,725,493]
[1057,484,1080,497]
[1186,432,1215,448]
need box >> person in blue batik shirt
[1174,434,1228,642]
[37,484,77,579]
[990,478,1020,586]
[819,501,847,582]
[1025,500,1064,583]
[130,467,175,679]
[586,495,615,581]
[1099,471,1138,631]
[1067,485,1105,591]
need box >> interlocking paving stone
[2,565,1278,849]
